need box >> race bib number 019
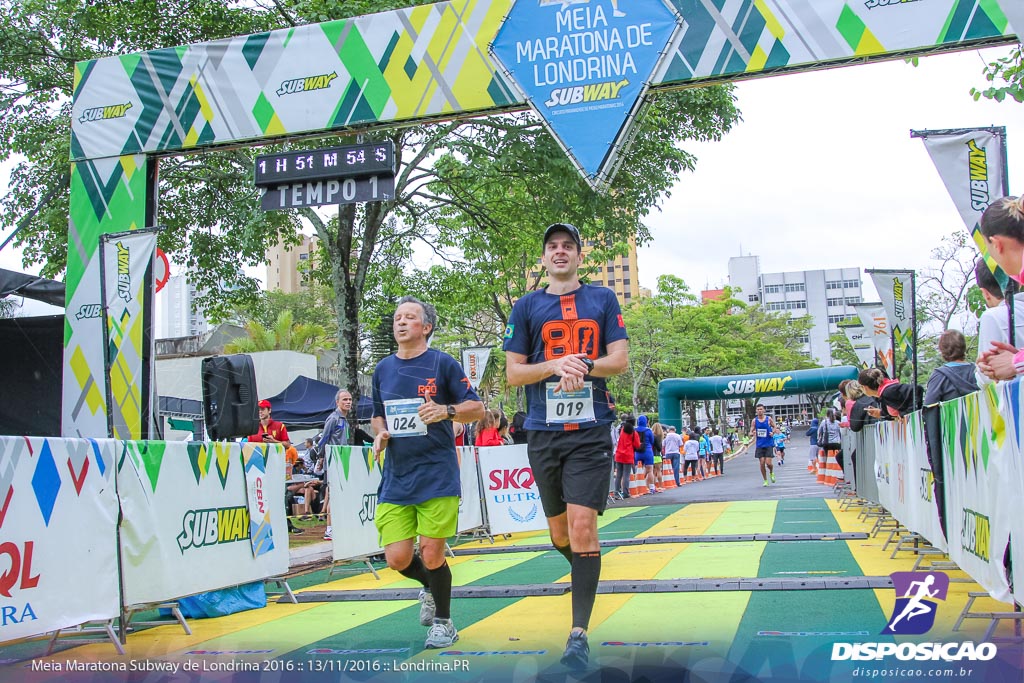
[545,382,596,424]
[384,398,426,437]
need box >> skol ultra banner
[100,229,157,440]
[477,445,548,536]
[118,441,288,606]
[853,302,894,377]
[919,128,1008,286]
[868,269,915,363]
[457,446,483,534]
[839,323,875,369]
[0,436,119,643]
[939,385,1013,602]
[461,347,493,391]
[874,414,946,551]
[326,445,383,562]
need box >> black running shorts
[755,446,773,459]
[526,427,614,518]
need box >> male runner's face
[542,233,581,278]
[393,302,430,344]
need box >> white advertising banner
[840,324,875,369]
[0,436,120,643]
[919,128,1007,283]
[999,379,1024,606]
[99,229,158,441]
[868,270,915,364]
[875,414,947,552]
[327,445,383,562]
[939,385,1013,602]
[242,448,278,558]
[872,421,898,515]
[457,446,483,534]
[477,445,548,536]
[853,302,894,378]
[118,441,288,606]
[461,347,492,391]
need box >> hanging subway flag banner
[853,302,894,378]
[490,0,680,191]
[462,346,493,391]
[840,322,875,369]
[868,269,915,362]
[915,127,1007,285]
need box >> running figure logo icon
[882,572,949,635]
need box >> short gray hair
[396,295,437,342]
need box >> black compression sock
[427,561,453,620]
[397,554,431,588]
[554,542,573,565]
[570,551,601,631]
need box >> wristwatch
[581,357,595,374]
[446,404,457,420]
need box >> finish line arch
[657,366,859,431]
[64,1,1019,438]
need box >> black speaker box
[202,354,259,440]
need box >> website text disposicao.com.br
[851,666,976,678]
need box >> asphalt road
[611,430,835,506]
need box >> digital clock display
[254,141,395,185]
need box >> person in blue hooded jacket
[634,415,656,494]
[806,417,820,472]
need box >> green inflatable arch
[658,366,859,431]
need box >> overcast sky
[1,45,1021,315]
[637,46,1023,303]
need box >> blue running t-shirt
[372,348,480,505]
[503,284,628,432]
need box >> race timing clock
[254,141,395,186]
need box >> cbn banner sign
[326,446,383,562]
[840,323,875,369]
[0,437,120,643]
[118,441,288,606]
[477,445,548,536]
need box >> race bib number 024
[384,398,426,437]
[545,382,595,424]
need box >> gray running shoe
[418,589,435,626]
[560,630,589,670]
[424,618,459,648]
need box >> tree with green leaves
[223,310,329,355]
[972,45,1024,103]
[0,0,740,402]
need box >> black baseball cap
[543,223,582,251]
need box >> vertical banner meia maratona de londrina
[852,302,894,378]
[868,270,915,363]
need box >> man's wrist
[446,404,457,420]
[581,357,595,374]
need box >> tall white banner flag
[853,303,894,378]
[919,128,1007,284]
[840,323,875,369]
[868,269,915,363]
[99,228,158,439]
[462,346,493,390]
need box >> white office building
[726,256,863,423]
[155,274,210,340]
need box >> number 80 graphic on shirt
[541,319,599,360]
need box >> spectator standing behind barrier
[475,409,503,447]
[858,368,923,419]
[806,417,820,472]
[709,428,725,475]
[975,197,1024,380]
[817,409,844,472]
[651,422,665,492]
[922,329,978,537]
[973,257,1024,387]
[612,416,639,499]
[843,381,875,484]
[371,296,484,649]
[634,415,656,494]
[503,222,630,670]
[663,425,683,486]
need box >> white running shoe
[424,618,458,648]
[418,589,435,626]
[323,526,333,540]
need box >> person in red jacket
[612,416,639,500]
[474,409,504,447]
